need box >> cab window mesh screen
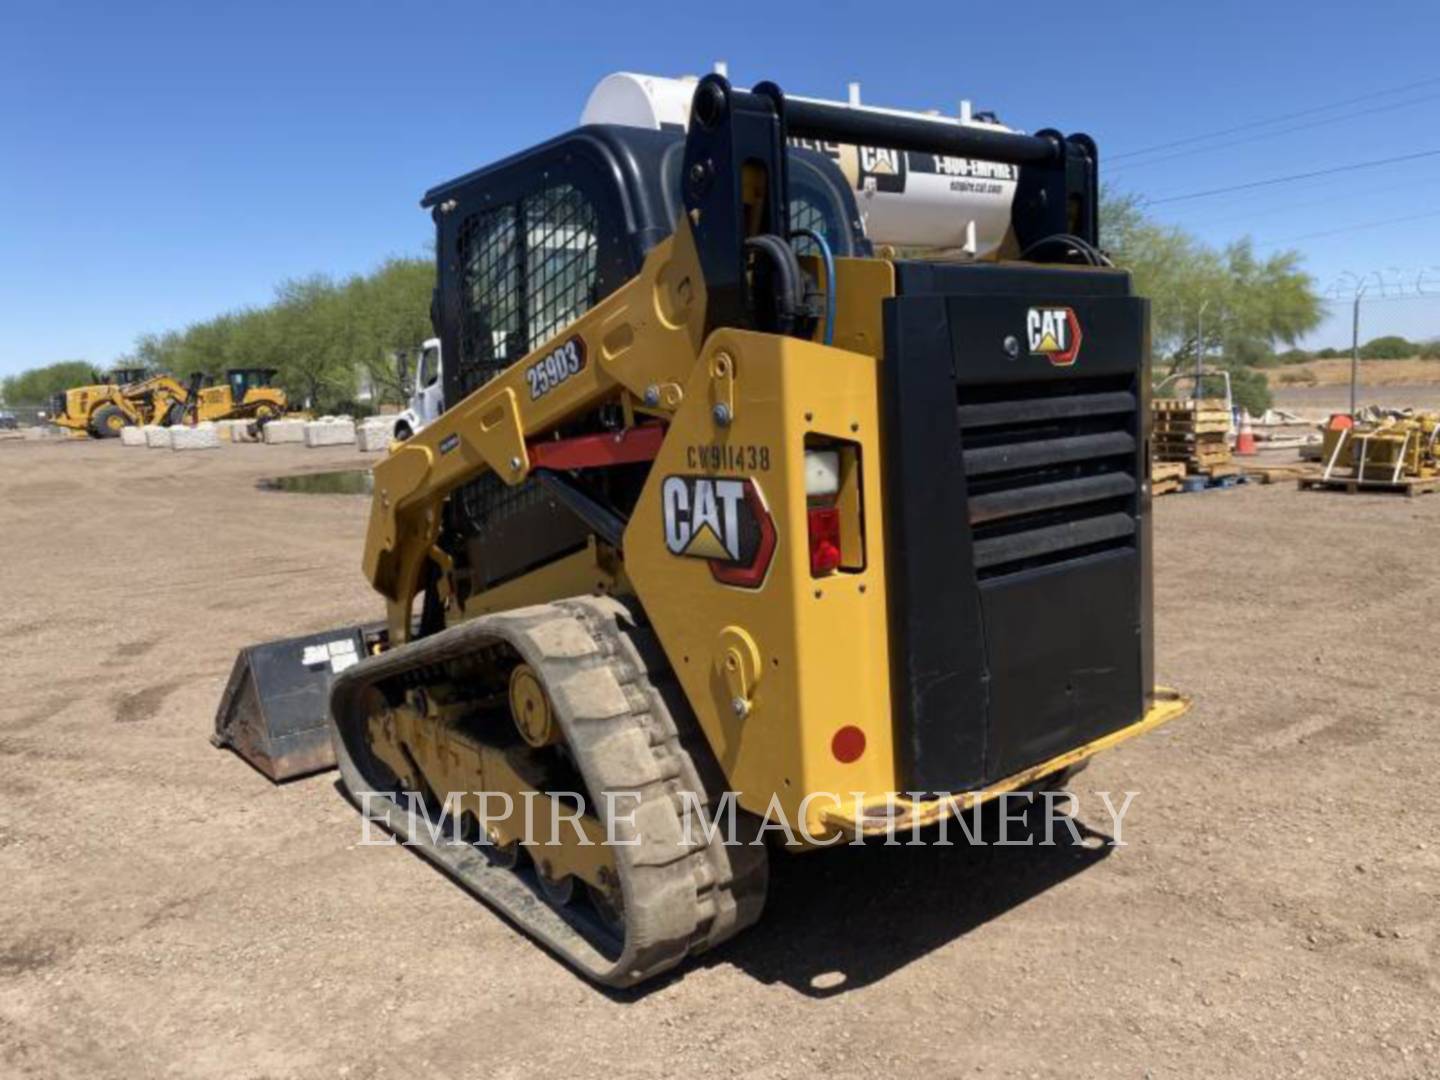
[457,204,523,396]
[525,185,599,348]
[452,184,600,540]
[454,184,598,399]
[458,470,548,538]
[789,192,836,256]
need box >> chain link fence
[0,403,54,428]
[1272,298,1440,417]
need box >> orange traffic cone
[1235,410,1257,456]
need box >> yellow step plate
[822,687,1192,837]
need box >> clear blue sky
[4,0,1439,379]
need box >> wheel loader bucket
[212,624,382,782]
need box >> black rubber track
[328,596,768,987]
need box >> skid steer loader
[215,73,1188,987]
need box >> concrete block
[171,423,220,451]
[304,418,357,447]
[119,426,147,447]
[357,416,398,452]
[25,425,70,441]
[263,419,307,445]
[144,426,172,449]
[231,420,262,443]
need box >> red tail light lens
[808,505,842,575]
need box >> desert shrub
[329,399,377,419]
[1359,335,1415,360]
[1229,367,1273,414]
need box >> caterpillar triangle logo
[662,475,777,588]
[682,522,732,561]
[856,146,907,193]
[1026,307,1083,366]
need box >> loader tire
[91,405,128,438]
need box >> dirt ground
[1,438,1437,1080]
[1273,357,1440,389]
[1272,382,1440,415]
[1270,361,1440,415]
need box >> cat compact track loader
[215,73,1189,987]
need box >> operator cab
[108,367,147,386]
[226,368,277,398]
[422,123,868,411]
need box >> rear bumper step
[823,687,1190,837]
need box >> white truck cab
[394,337,443,441]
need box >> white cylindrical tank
[581,72,1019,256]
[581,72,700,131]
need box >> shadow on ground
[326,777,1113,1002]
[708,802,1114,996]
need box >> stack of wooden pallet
[1152,398,1235,476]
[1150,460,1186,496]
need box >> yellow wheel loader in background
[49,367,194,436]
[50,366,286,435]
[215,73,1189,987]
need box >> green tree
[268,275,357,410]
[1210,239,1320,371]
[64,255,438,415]
[1100,192,1224,362]
[1227,367,1273,416]
[1102,193,1322,414]
[351,257,435,404]
[1,360,100,404]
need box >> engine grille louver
[959,378,1139,576]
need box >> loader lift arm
[363,220,710,642]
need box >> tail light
[805,449,843,576]
[807,505,842,574]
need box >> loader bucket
[212,624,382,782]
